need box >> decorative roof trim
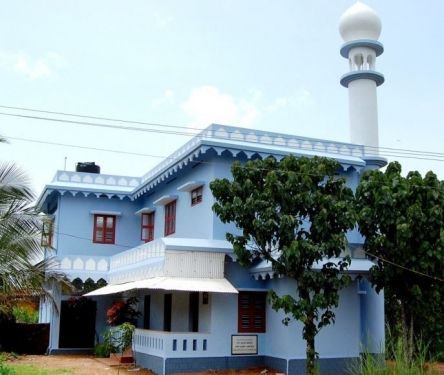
[131,124,370,198]
[38,125,376,208]
[362,155,388,169]
[132,147,366,199]
[249,257,376,279]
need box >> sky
[1,1,444,195]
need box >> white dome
[339,2,382,42]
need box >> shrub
[116,322,135,352]
[348,335,438,375]
[0,355,16,375]
[96,322,135,357]
[94,342,112,358]
[94,329,117,357]
[12,306,38,324]
[0,364,16,375]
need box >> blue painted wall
[263,278,361,358]
[56,194,140,257]
[135,161,216,241]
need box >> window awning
[177,181,205,192]
[153,195,178,206]
[90,210,122,216]
[84,276,238,296]
[134,207,156,215]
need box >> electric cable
[1,105,444,160]
[49,231,444,283]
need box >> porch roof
[84,276,238,296]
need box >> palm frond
[0,161,70,308]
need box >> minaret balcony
[340,39,384,58]
[340,70,385,88]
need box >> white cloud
[0,51,65,80]
[15,56,51,80]
[181,86,261,128]
[152,89,175,108]
[265,89,314,112]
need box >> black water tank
[76,162,100,174]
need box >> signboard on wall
[231,335,258,355]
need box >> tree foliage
[355,161,444,359]
[0,161,68,314]
[211,155,355,375]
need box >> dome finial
[339,2,382,42]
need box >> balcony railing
[133,329,212,358]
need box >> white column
[348,79,379,153]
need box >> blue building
[37,3,386,375]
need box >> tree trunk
[399,301,414,362]
[408,313,414,362]
[399,301,409,361]
[305,317,317,375]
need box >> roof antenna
[64,156,67,171]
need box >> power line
[7,136,167,160]
[0,112,198,138]
[4,107,441,284]
[4,112,444,161]
[6,134,444,196]
[52,231,444,283]
[1,105,444,161]
[0,104,195,132]
[364,250,444,283]
[55,231,133,249]
[7,135,444,185]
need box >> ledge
[153,195,178,206]
[177,181,205,192]
[134,207,156,215]
[89,210,122,216]
[340,70,385,87]
[340,39,384,58]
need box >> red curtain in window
[93,215,116,244]
[164,201,176,236]
[141,212,155,242]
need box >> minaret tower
[339,2,384,158]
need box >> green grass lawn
[6,364,74,375]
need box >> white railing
[54,170,141,188]
[203,124,366,158]
[133,329,212,358]
[110,240,165,270]
[133,330,166,357]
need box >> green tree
[355,161,444,360]
[1,136,68,314]
[211,155,355,375]
[0,162,48,310]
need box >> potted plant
[104,298,140,364]
[108,322,135,364]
